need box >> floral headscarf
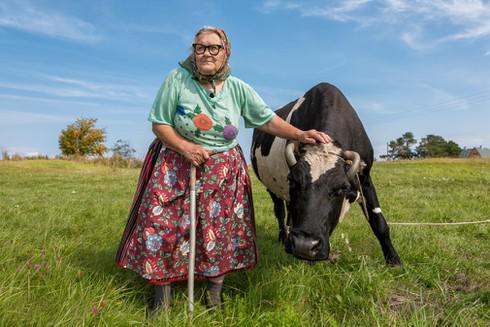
[179,27,231,94]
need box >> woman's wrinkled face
[193,31,226,76]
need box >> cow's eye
[330,188,345,197]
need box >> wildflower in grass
[91,305,98,315]
[33,264,41,272]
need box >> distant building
[460,146,490,159]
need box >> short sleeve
[148,69,180,126]
[240,83,276,128]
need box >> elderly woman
[115,26,330,312]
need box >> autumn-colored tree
[59,118,107,157]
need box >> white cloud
[259,0,490,49]
[400,27,433,51]
[259,0,302,14]
[44,75,151,99]
[0,92,103,106]
[0,93,146,115]
[259,0,374,23]
[0,0,100,42]
[308,0,372,21]
[0,74,151,103]
[384,0,409,12]
[0,109,71,125]
[441,20,490,41]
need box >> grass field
[0,158,489,326]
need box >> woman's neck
[200,80,224,93]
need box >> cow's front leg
[268,190,287,243]
[360,176,402,266]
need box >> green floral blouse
[148,67,275,152]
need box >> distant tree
[59,118,107,157]
[387,132,417,160]
[112,139,136,160]
[446,141,462,157]
[1,148,9,160]
[416,134,462,158]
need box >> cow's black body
[251,83,401,265]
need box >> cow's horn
[343,150,361,180]
[285,142,297,167]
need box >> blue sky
[1,0,489,160]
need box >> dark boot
[205,280,224,310]
[150,283,171,314]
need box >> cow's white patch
[254,96,306,201]
[372,207,382,214]
[254,142,290,201]
[303,143,341,183]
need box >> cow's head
[284,142,360,261]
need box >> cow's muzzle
[286,231,326,261]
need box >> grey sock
[206,280,223,308]
[152,283,171,312]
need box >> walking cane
[188,164,197,319]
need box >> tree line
[57,119,463,162]
[380,132,462,160]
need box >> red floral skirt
[116,143,257,284]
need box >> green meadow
[0,158,489,326]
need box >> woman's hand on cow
[297,129,332,144]
[182,143,211,166]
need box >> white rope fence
[389,219,490,226]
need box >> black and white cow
[251,83,401,265]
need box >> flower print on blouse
[174,104,239,144]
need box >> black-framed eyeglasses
[192,43,223,56]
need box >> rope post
[188,165,197,319]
